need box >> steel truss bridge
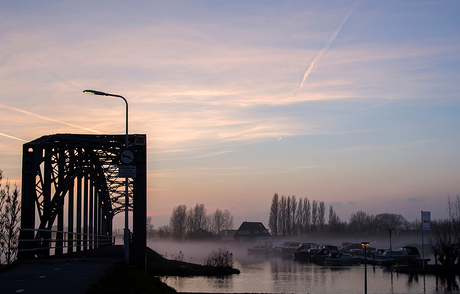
[19,134,147,269]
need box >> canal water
[164,258,459,293]
[150,242,459,293]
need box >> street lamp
[361,241,370,294]
[388,227,394,251]
[83,89,130,265]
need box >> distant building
[218,229,238,241]
[186,228,215,240]
[234,221,271,243]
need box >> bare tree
[157,225,171,239]
[187,203,208,233]
[455,195,460,222]
[170,205,187,239]
[268,193,279,236]
[373,213,407,235]
[430,197,460,266]
[349,210,374,234]
[430,219,460,266]
[220,209,234,230]
[210,208,233,234]
[0,171,21,265]
[146,216,155,239]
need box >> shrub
[0,171,21,265]
[203,247,234,268]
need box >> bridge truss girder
[19,134,146,269]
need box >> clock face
[119,148,135,165]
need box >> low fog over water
[148,239,252,264]
[148,232,435,266]
[48,231,430,264]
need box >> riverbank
[395,264,460,275]
[88,262,177,294]
[88,246,240,293]
[146,246,240,276]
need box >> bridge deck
[1,246,124,294]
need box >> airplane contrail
[277,137,282,143]
[0,104,101,133]
[299,2,358,90]
[0,132,27,142]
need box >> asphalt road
[0,246,124,294]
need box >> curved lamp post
[361,241,370,294]
[83,89,130,265]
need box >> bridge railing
[18,228,115,256]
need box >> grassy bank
[88,263,177,294]
[88,247,240,293]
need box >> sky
[1,0,460,229]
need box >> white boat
[247,243,273,255]
[381,246,423,266]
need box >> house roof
[235,221,271,237]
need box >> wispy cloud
[334,140,429,153]
[298,2,358,90]
[151,166,245,178]
[0,104,101,134]
[0,132,27,142]
[408,197,424,203]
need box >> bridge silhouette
[18,134,147,269]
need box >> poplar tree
[278,196,287,235]
[291,195,297,235]
[286,196,292,235]
[303,197,311,232]
[295,197,303,235]
[311,200,318,231]
[268,193,279,236]
[318,201,326,230]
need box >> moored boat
[247,242,273,255]
[381,246,424,266]
[325,253,361,266]
[273,241,301,258]
[310,245,339,264]
[292,243,319,261]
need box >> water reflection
[209,276,234,290]
[436,275,460,292]
[163,257,460,294]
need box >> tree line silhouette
[268,193,420,237]
[156,203,234,239]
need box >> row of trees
[166,203,234,239]
[268,193,330,236]
[268,193,418,237]
[0,170,21,265]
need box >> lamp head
[361,242,370,249]
[83,89,109,96]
